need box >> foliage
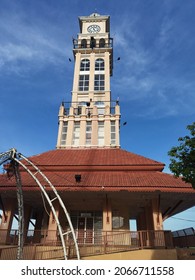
[168,122,195,189]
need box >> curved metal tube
[0,149,80,260]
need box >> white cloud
[0,9,70,75]
[111,13,195,119]
[0,43,35,62]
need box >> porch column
[33,210,44,243]
[151,197,163,230]
[46,201,60,242]
[0,198,16,244]
[103,196,112,231]
[137,211,147,230]
[40,211,49,244]
[144,197,163,231]
[23,204,32,242]
[145,204,154,230]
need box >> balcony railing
[73,38,113,49]
[61,100,119,117]
[0,229,173,259]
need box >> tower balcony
[60,100,120,118]
[72,37,113,50]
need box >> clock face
[87,24,101,33]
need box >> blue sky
[0,0,195,231]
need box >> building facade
[0,13,195,256]
[56,13,120,149]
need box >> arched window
[95,101,105,115]
[81,39,87,48]
[99,38,105,48]
[80,59,90,71]
[90,37,96,49]
[77,101,87,115]
[95,58,104,71]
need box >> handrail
[0,229,173,259]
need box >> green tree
[168,122,195,189]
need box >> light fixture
[75,174,81,183]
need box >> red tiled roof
[0,148,193,193]
[26,148,164,170]
[0,170,193,193]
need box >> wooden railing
[0,242,65,260]
[172,227,195,248]
[0,229,173,259]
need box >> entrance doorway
[78,217,93,244]
[71,211,102,244]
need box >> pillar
[137,211,147,231]
[145,204,154,230]
[103,196,112,232]
[140,197,164,247]
[56,104,65,148]
[33,210,44,243]
[46,201,60,242]
[104,114,110,147]
[91,110,98,146]
[151,197,163,230]
[0,198,16,244]
[40,211,49,244]
[79,111,86,146]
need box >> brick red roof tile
[27,148,164,170]
[0,170,194,193]
[0,148,194,193]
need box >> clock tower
[57,13,120,148]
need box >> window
[98,121,104,146]
[86,121,92,145]
[75,101,87,115]
[112,211,124,229]
[99,38,105,48]
[80,59,90,71]
[111,121,116,145]
[78,75,89,91]
[95,58,104,71]
[72,122,80,146]
[94,74,104,91]
[60,121,68,146]
[95,101,105,115]
[81,39,87,48]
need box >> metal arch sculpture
[0,148,80,260]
